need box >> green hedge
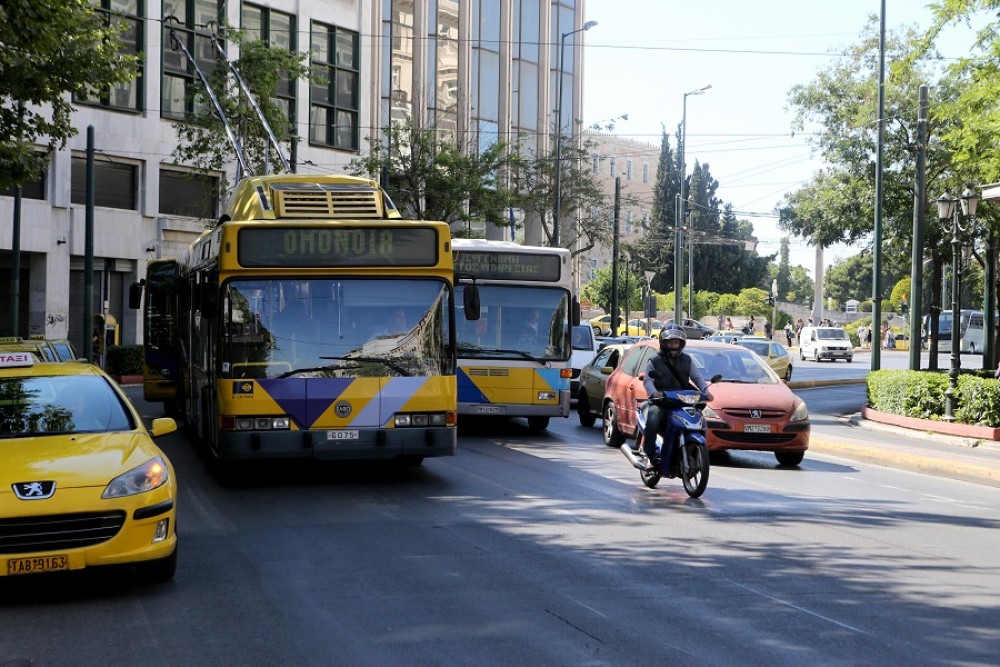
[867,368,1000,427]
[105,344,144,376]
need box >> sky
[582,0,985,277]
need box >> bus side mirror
[572,299,581,327]
[128,281,144,310]
[463,284,480,321]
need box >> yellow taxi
[735,336,794,381]
[588,314,624,336]
[625,318,662,337]
[0,336,60,363]
[0,352,179,582]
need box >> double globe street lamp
[935,187,979,421]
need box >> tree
[351,119,519,229]
[509,133,612,252]
[171,29,310,185]
[0,0,139,189]
[778,17,959,308]
[580,264,641,317]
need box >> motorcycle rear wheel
[640,461,661,488]
[680,442,710,498]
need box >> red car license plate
[7,555,69,575]
[743,424,772,433]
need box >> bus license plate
[327,430,359,441]
[7,555,69,576]
[475,406,503,415]
[744,424,772,433]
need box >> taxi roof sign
[0,352,34,367]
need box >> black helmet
[659,325,686,357]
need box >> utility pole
[909,85,927,370]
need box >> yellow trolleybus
[132,174,463,468]
[452,239,576,432]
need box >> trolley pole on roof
[166,19,249,178]
[207,23,290,173]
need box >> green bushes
[105,344,144,376]
[867,368,1000,427]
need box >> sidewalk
[786,370,1000,489]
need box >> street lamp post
[936,188,979,421]
[553,20,597,248]
[674,84,711,321]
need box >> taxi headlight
[103,457,170,498]
[790,401,810,422]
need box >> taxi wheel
[602,401,625,447]
[141,546,177,584]
[784,365,793,381]
[577,391,597,427]
[775,451,805,467]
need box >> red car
[601,338,810,466]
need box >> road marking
[730,581,868,634]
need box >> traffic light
[900,294,908,315]
[766,295,774,306]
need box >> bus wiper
[321,355,413,377]
[490,348,547,363]
[274,364,355,379]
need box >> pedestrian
[725,317,734,331]
[748,315,755,334]
[994,360,1000,380]
[764,318,772,339]
[857,324,866,349]
[866,327,873,349]
[784,321,794,346]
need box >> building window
[310,22,359,150]
[609,157,616,178]
[642,162,649,184]
[70,156,137,210]
[159,169,219,218]
[162,0,221,120]
[242,4,296,123]
[626,209,634,233]
[591,152,599,173]
[626,159,633,180]
[77,0,143,111]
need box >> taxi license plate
[475,406,503,415]
[327,430,359,441]
[7,555,69,576]
[744,424,772,433]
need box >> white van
[799,326,854,362]
[570,325,601,402]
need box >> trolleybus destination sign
[237,227,439,267]
[454,251,561,282]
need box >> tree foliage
[351,119,518,228]
[0,0,138,189]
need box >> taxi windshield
[0,375,134,437]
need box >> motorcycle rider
[640,326,713,469]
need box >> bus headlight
[225,416,292,430]
[537,391,556,401]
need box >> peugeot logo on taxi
[749,409,762,419]
[335,400,352,418]
[14,481,56,500]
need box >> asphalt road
[2,382,1000,666]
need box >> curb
[808,433,1000,489]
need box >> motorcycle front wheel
[680,442,710,498]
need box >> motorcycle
[619,388,711,498]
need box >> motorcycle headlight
[102,457,170,498]
[790,401,810,422]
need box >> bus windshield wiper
[320,355,413,377]
[489,348,548,363]
[274,364,356,379]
